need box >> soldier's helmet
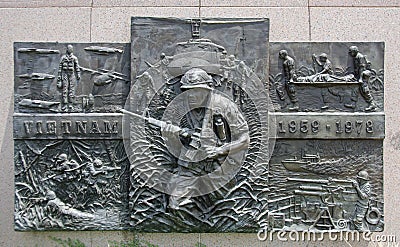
[93,158,103,167]
[57,153,68,162]
[67,45,73,54]
[46,190,57,200]
[279,50,288,59]
[319,53,328,59]
[180,68,213,90]
[349,46,359,53]
[357,170,369,181]
[142,71,150,78]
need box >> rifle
[42,174,58,182]
[104,166,122,172]
[120,109,201,148]
[312,54,318,74]
[120,109,183,134]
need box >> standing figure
[347,46,376,111]
[133,71,155,112]
[277,50,299,111]
[233,61,250,105]
[222,55,237,88]
[57,45,81,112]
[159,53,173,81]
[351,170,372,231]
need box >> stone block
[201,0,307,7]
[310,6,400,237]
[310,0,400,7]
[0,7,90,246]
[91,7,200,42]
[0,0,91,8]
[93,0,198,7]
[200,7,310,41]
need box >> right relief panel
[268,42,384,232]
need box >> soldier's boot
[288,102,299,111]
[344,103,356,109]
[353,215,364,231]
[61,99,68,112]
[277,90,285,101]
[365,101,376,112]
[68,95,75,112]
[321,105,329,110]
[233,92,240,103]
[227,80,232,89]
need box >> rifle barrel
[287,177,329,184]
[120,109,182,133]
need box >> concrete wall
[1,1,399,246]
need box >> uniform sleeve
[359,183,371,200]
[58,56,64,75]
[324,61,332,71]
[74,56,81,74]
[225,104,248,137]
[357,54,367,67]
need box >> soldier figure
[54,153,79,171]
[313,53,334,110]
[222,54,237,88]
[83,158,107,194]
[313,53,333,76]
[158,53,173,81]
[57,45,81,112]
[133,71,155,112]
[347,46,377,111]
[277,50,299,111]
[46,190,93,219]
[233,61,250,105]
[162,68,249,211]
[352,170,372,231]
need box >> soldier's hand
[77,74,81,80]
[179,128,191,138]
[57,77,62,88]
[205,146,225,159]
[352,179,359,187]
[162,121,181,141]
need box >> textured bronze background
[13,20,384,233]
[268,42,384,232]
[127,17,272,232]
[14,42,131,230]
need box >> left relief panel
[13,42,131,230]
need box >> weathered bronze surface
[268,42,384,232]
[14,42,131,230]
[13,19,384,233]
[126,17,272,232]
